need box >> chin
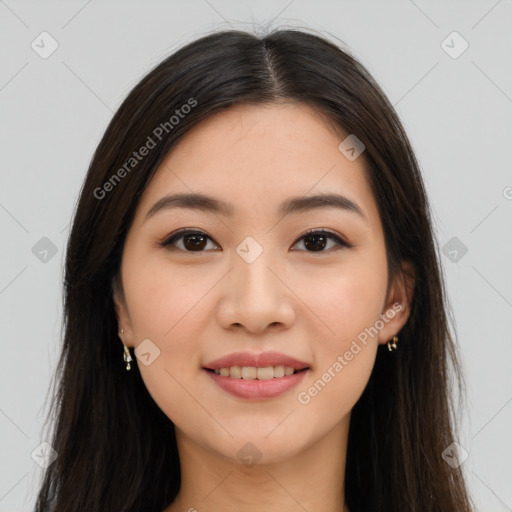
[210,432,308,467]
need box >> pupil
[305,234,326,251]
[182,234,327,251]
[184,234,206,251]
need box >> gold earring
[123,344,133,371]
[387,335,398,351]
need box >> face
[113,102,412,465]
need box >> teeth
[242,366,257,379]
[273,365,285,378]
[257,366,274,380]
[213,365,301,379]
[229,366,242,379]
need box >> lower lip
[204,368,309,399]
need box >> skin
[113,102,414,512]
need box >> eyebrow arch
[143,192,367,223]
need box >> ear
[112,273,134,348]
[376,260,415,346]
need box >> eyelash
[159,228,353,254]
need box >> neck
[164,415,351,512]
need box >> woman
[34,28,475,511]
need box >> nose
[216,244,296,335]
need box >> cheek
[298,259,387,341]
[296,269,383,414]
[122,260,213,410]
[298,342,377,425]
[126,267,209,425]
[122,255,215,340]
[295,253,387,409]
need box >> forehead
[134,102,380,228]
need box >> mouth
[203,366,310,400]
[204,365,310,380]
[202,351,311,399]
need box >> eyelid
[159,227,353,252]
[296,228,353,249]
[159,228,220,251]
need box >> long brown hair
[34,28,475,511]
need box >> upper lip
[203,351,310,370]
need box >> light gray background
[1,1,511,510]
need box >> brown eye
[292,230,352,253]
[160,228,352,254]
[160,229,219,252]
[182,233,208,251]
[303,233,328,251]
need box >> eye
[160,228,352,253]
[159,229,219,252]
[291,229,353,253]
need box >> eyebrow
[143,192,367,223]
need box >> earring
[387,335,399,351]
[119,329,132,371]
[123,344,133,371]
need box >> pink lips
[203,351,310,400]
[203,351,310,371]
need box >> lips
[205,366,309,399]
[202,351,311,399]
[203,351,310,371]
